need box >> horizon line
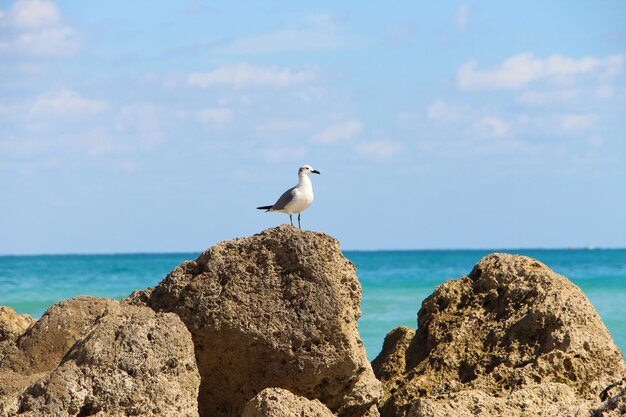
[1,246,624,257]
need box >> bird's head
[299,165,321,175]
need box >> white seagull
[257,165,321,229]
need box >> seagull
[257,165,321,229]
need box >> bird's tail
[256,205,272,211]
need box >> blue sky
[1,0,625,254]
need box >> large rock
[0,307,34,343]
[3,298,121,375]
[408,384,591,417]
[373,253,626,417]
[0,297,200,417]
[242,387,335,417]
[131,225,382,417]
[0,307,38,417]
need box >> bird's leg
[289,214,293,226]
[298,213,301,229]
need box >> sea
[1,249,624,361]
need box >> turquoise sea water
[1,250,624,361]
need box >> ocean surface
[1,249,624,361]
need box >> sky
[1,1,625,254]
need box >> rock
[1,298,122,416]
[409,384,591,417]
[0,297,200,417]
[3,297,121,375]
[0,307,34,343]
[595,389,626,417]
[134,225,382,417]
[592,379,626,417]
[373,253,626,417]
[242,388,335,417]
[371,326,415,406]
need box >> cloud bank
[458,52,625,90]
[0,0,80,56]
[188,64,315,88]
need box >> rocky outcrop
[0,297,200,417]
[0,307,34,343]
[4,232,624,417]
[242,388,335,417]
[372,253,626,417]
[0,307,38,417]
[370,326,415,407]
[130,225,382,417]
[408,384,591,417]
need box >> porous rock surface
[242,387,335,417]
[408,384,591,417]
[0,297,200,417]
[372,253,626,417]
[0,307,34,343]
[592,380,626,417]
[131,225,382,417]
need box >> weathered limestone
[3,233,625,417]
[0,297,200,417]
[373,253,626,417]
[242,388,335,417]
[132,225,382,417]
[0,307,34,343]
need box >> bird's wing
[271,186,297,210]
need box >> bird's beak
[312,169,321,174]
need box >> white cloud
[355,140,402,160]
[256,120,310,133]
[196,108,233,124]
[1,0,59,29]
[30,88,106,116]
[516,85,616,106]
[427,99,462,123]
[0,0,80,56]
[311,120,362,144]
[224,13,344,54]
[455,4,472,30]
[515,89,580,106]
[427,100,447,119]
[558,113,599,130]
[506,113,600,136]
[458,52,625,90]
[473,115,509,136]
[188,64,315,88]
[7,26,80,56]
[293,86,329,103]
